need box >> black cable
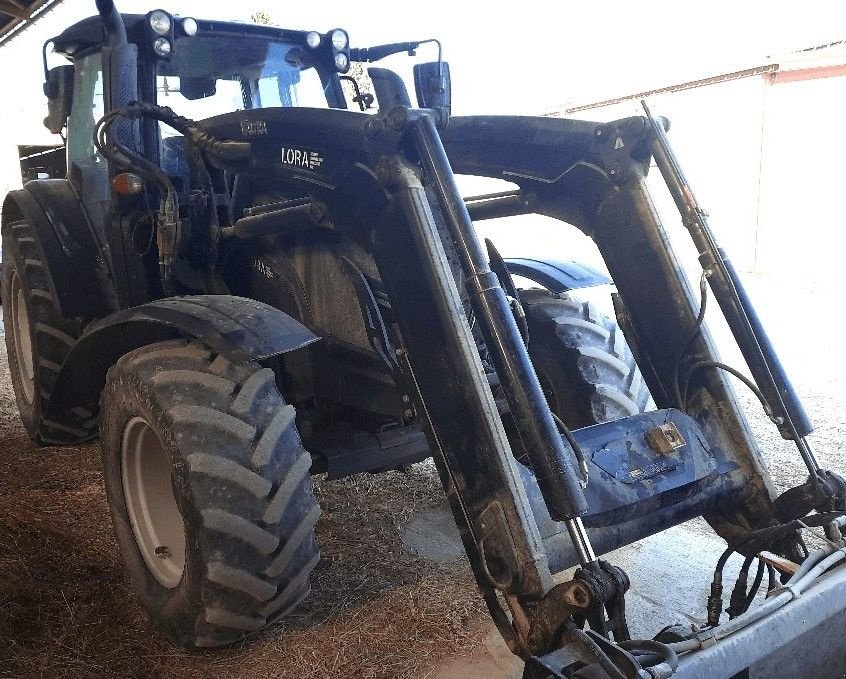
[673,270,709,407]
[708,512,846,625]
[727,554,755,619]
[682,360,775,422]
[95,113,174,196]
[670,266,787,434]
[767,564,778,591]
[653,623,682,641]
[743,558,766,612]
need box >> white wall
[570,71,846,279]
[756,74,846,279]
[565,77,768,274]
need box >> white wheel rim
[121,416,186,589]
[10,271,35,405]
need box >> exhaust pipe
[94,0,137,150]
[96,0,126,46]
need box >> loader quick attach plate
[523,410,746,572]
[579,410,722,527]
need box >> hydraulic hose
[620,639,679,670]
[787,550,846,596]
[714,550,845,639]
[680,550,846,653]
[570,628,628,679]
[786,545,836,583]
[667,639,700,654]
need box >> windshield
[156,34,332,127]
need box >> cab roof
[51,13,311,58]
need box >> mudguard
[504,257,610,293]
[2,179,118,317]
[46,294,319,415]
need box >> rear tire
[521,289,652,428]
[100,339,320,648]
[1,219,96,444]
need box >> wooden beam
[0,0,31,20]
[773,63,846,84]
[560,64,780,114]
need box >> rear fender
[46,294,319,415]
[2,180,118,317]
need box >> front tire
[100,339,320,648]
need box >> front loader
[3,0,845,675]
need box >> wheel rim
[10,271,35,405]
[121,416,186,589]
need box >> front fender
[47,294,319,415]
[2,180,118,317]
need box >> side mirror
[180,76,217,100]
[43,65,74,134]
[414,61,450,114]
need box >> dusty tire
[521,289,652,428]
[100,339,320,648]
[1,219,96,444]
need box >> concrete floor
[404,511,730,678]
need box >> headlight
[305,31,321,48]
[334,52,349,71]
[330,29,348,50]
[153,37,172,57]
[148,10,172,36]
[181,18,198,36]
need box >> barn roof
[0,0,64,46]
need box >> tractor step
[307,424,430,479]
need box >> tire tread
[522,289,653,428]
[100,339,319,648]
[2,219,97,444]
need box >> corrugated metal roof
[0,0,64,46]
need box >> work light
[330,29,348,50]
[181,17,198,36]
[148,10,172,36]
[334,52,349,71]
[153,37,172,57]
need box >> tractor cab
[45,12,349,242]
[48,10,350,120]
[40,11,355,305]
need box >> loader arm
[96,94,845,675]
[441,115,778,534]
